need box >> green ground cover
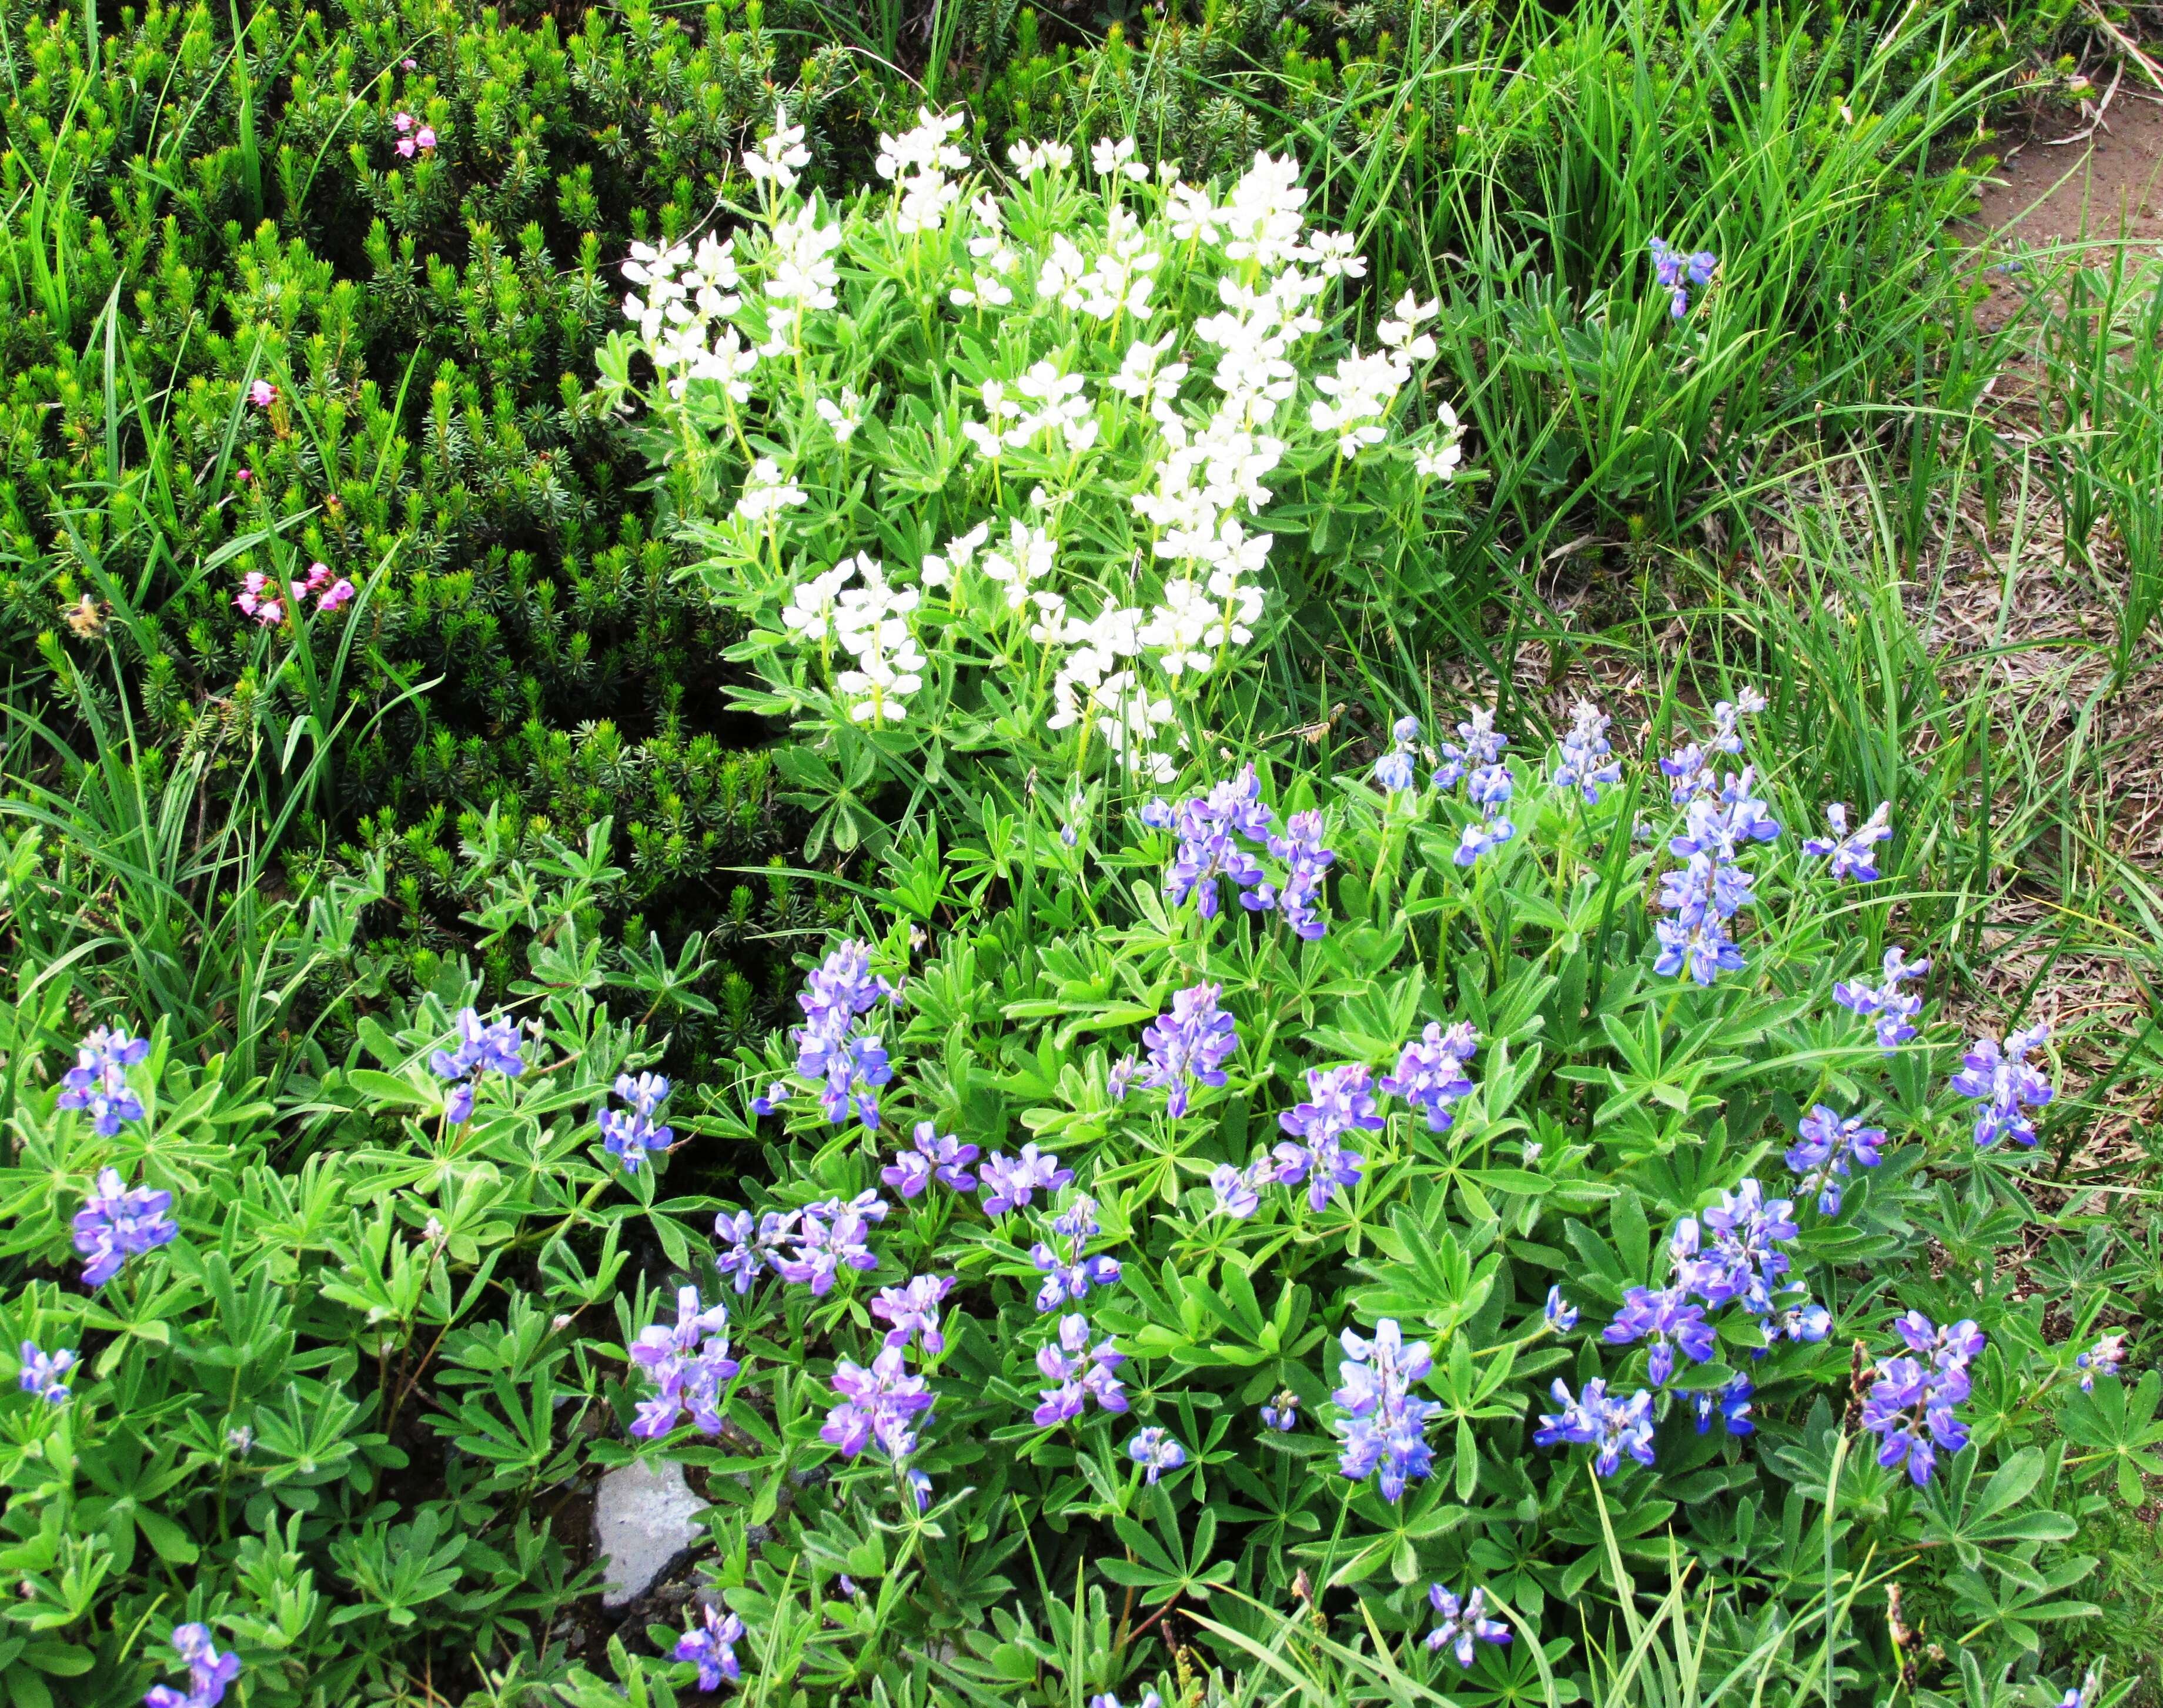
[1,0,2158,1703]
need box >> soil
[1969,76,2163,331]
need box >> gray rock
[594,1458,707,1609]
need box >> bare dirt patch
[1971,75,2163,330]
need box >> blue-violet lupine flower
[1380,1021,1479,1131]
[978,1143,1073,1216]
[1786,1105,1885,1215]
[1331,1319,1439,1502]
[786,941,901,1130]
[1533,1377,1657,1477]
[58,1025,149,1135]
[1832,947,1930,1051]
[1260,1389,1301,1430]
[1209,1161,1265,1219]
[773,1193,888,1293]
[1163,766,1274,918]
[1602,1286,1717,1386]
[1649,236,1717,317]
[1031,1235,1122,1314]
[1684,1179,1800,1313]
[18,1341,77,1406]
[1126,1425,1186,1483]
[1950,1025,2053,1148]
[823,1345,935,1459]
[881,1121,979,1198]
[872,1275,955,1355]
[1803,801,1893,882]
[430,1006,527,1124]
[1689,1375,1756,1436]
[713,1207,797,1295]
[1272,1064,1382,1211]
[1553,700,1623,803]
[1764,1298,1833,1346]
[1376,716,1420,793]
[1139,983,1238,1118]
[628,1286,741,1439]
[1448,753,1517,866]
[1260,809,1335,939]
[616,1070,670,1116]
[1425,1585,1512,1666]
[1543,1285,1579,1333]
[144,1622,242,1708]
[1108,1051,1139,1102]
[1653,781,1780,986]
[1455,815,1516,866]
[73,1166,178,1288]
[1089,1694,1163,1708]
[674,1603,746,1691]
[1375,749,1416,793]
[600,1073,673,1174]
[1860,1312,1980,1486]
[1435,706,1507,790]
[2075,1333,2126,1392]
[1034,1313,1127,1426]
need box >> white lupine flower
[744,106,811,191]
[1106,336,1188,416]
[981,519,1055,610]
[621,239,693,342]
[1068,218,1163,322]
[1007,139,1074,177]
[1011,359,1095,451]
[921,522,989,589]
[1299,229,1367,279]
[897,172,964,235]
[1035,233,1088,304]
[815,387,865,442]
[620,109,1408,773]
[734,457,808,523]
[685,235,743,315]
[781,562,855,640]
[950,235,1017,310]
[876,108,970,180]
[835,587,919,659]
[1377,291,1440,360]
[1026,590,1068,644]
[836,630,926,723]
[1414,405,1465,482]
[1139,579,1225,676]
[765,205,843,311]
[1309,350,1410,457]
[1219,151,1308,269]
[1165,182,1225,245]
[1091,135,1147,182]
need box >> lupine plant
[563,691,2142,1702]
[599,109,1465,831]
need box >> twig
[2082,2,2163,96]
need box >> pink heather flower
[416,126,437,151]
[317,577,356,612]
[234,571,285,626]
[247,380,276,407]
[393,111,414,133]
[235,467,250,483]
[402,56,417,69]
[396,138,415,158]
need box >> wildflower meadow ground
[2,5,2161,1707]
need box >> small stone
[594,1458,706,1609]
